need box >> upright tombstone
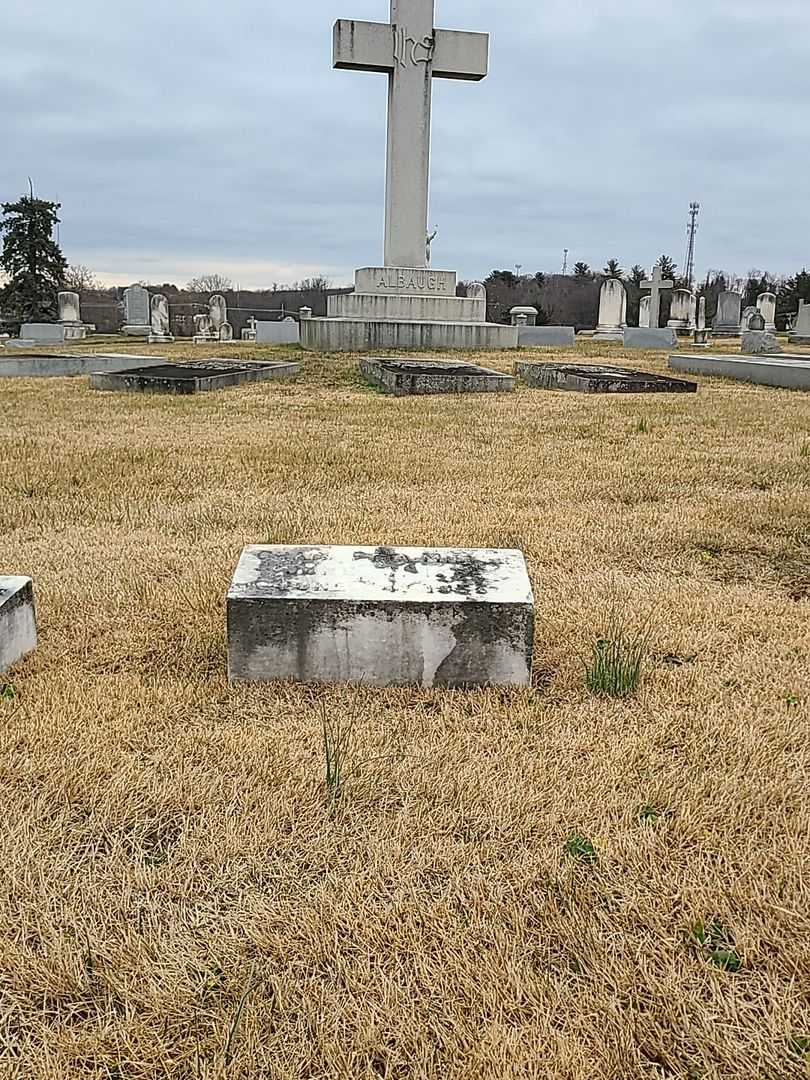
[0,576,37,673]
[694,296,709,346]
[58,291,90,341]
[300,1,517,352]
[788,300,810,345]
[757,292,777,333]
[593,279,627,341]
[638,296,651,328]
[148,294,174,343]
[123,285,152,337]
[510,306,538,326]
[712,291,743,337]
[668,289,697,335]
[740,305,759,332]
[194,295,233,343]
[640,265,674,330]
[242,316,258,342]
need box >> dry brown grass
[1,339,809,1079]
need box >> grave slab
[0,577,37,674]
[518,326,576,346]
[515,362,697,394]
[623,328,678,349]
[360,357,514,396]
[255,320,300,345]
[227,545,534,688]
[0,353,166,378]
[90,360,301,395]
[670,353,810,391]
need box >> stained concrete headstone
[640,265,674,329]
[712,291,743,336]
[123,285,151,337]
[740,305,759,332]
[227,544,535,688]
[0,576,37,673]
[757,291,777,332]
[593,279,627,341]
[742,329,781,355]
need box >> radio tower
[684,202,700,287]
[562,248,569,275]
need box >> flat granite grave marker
[670,352,810,391]
[227,544,535,688]
[515,361,697,394]
[360,357,514,395]
[623,327,678,349]
[518,326,576,346]
[0,577,37,674]
[90,360,301,395]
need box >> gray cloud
[2,0,807,286]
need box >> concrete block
[670,353,810,391]
[623,327,678,349]
[0,577,37,673]
[516,362,697,394]
[301,317,518,352]
[227,544,534,688]
[360,357,514,395]
[255,319,300,345]
[0,353,167,378]
[355,267,457,296]
[90,360,300,395]
[518,326,576,347]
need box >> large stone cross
[334,1,489,269]
[640,265,674,329]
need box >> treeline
[474,260,810,331]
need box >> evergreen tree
[629,264,648,287]
[655,254,678,281]
[573,262,592,279]
[603,258,623,279]
[0,194,67,331]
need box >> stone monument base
[227,544,534,688]
[300,267,518,352]
[148,334,175,344]
[0,576,37,673]
[123,325,151,337]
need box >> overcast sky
[2,0,806,288]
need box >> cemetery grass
[2,340,809,1080]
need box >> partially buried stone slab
[227,545,534,688]
[518,326,575,346]
[0,577,37,674]
[515,362,697,394]
[360,357,514,396]
[670,353,810,390]
[623,328,678,349]
[90,360,300,395]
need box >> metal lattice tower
[562,249,569,275]
[684,202,700,287]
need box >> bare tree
[63,264,99,291]
[186,273,233,292]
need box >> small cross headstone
[640,266,674,330]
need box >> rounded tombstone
[748,310,765,332]
[510,306,539,327]
[220,321,234,342]
[467,282,487,302]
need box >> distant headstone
[712,291,743,336]
[742,329,781,355]
[15,323,66,345]
[757,291,777,332]
[694,297,709,346]
[789,300,810,344]
[256,318,301,345]
[467,282,487,302]
[242,316,258,342]
[740,305,759,332]
[227,544,535,688]
[510,306,538,326]
[148,294,174,343]
[210,295,228,331]
[0,576,37,673]
[640,265,674,329]
[518,326,575,346]
[623,327,678,349]
[667,289,697,334]
[58,291,81,324]
[593,279,627,341]
[123,285,151,337]
[638,295,651,328]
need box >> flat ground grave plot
[516,361,698,394]
[90,360,301,395]
[360,357,515,396]
[0,353,166,378]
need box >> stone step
[328,292,485,323]
[301,317,518,352]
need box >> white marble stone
[667,289,697,333]
[671,352,810,390]
[210,294,228,331]
[58,291,81,323]
[302,317,518,352]
[638,296,651,328]
[227,544,534,688]
[712,291,743,337]
[510,306,539,326]
[148,294,174,343]
[740,305,759,332]
[789,300,810,344]
[356,267,456,295]
[123,285,151,336]
[329,292,485,322]
[256,318,300,345]
[593,279,627,341]
[0,576,37,673]
[15,323,66,344]
[757,292,777,332]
